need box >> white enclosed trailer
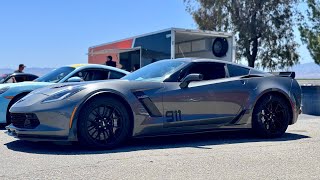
[88,28,235,71]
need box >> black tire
[0,123,6,129]
[77,97,131,149]
[6,94,28,125]
[252,94,291,138]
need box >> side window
[186,62,226,80]
[72,70,88,81]
[227,64,250,77]
[249,69,265,75]
[27,75,38,81]
[90,70,110,81]
[75,69,110,81]
[109,71,126,79]
[14,75,27,82]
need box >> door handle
[240,80,246,85]
[182,96,202,102]
[189,97,202,102]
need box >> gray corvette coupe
[7,58,302,149]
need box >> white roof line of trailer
[89,27,233,49]
[172,28,233,36]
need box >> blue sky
[0,0,312,69]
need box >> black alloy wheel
[253,94,291,138]
[87,105,122,143]
[78,97,131,149]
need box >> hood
[0,81,55,89]
[32,80,127,96]
[33,79,163,97]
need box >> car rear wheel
[77,97,131,149]
[252,94,291,138]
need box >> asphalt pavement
[0,114,319,180]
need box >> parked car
[0,73,38,84]
[0,64,129,126]
[6,58,302,149]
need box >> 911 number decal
[166,110,182,122]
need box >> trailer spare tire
[212,37,228,57]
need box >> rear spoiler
[271,72,296,79]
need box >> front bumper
[6,110,74,141]
[6,127,69,141]
[6,96,79,142]
[0,97,10,124]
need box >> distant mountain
[0,67,55,76]
[289,62,320,79]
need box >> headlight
[0,86,9,95]
[41,86,85,103]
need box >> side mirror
[67,77,83,82]
[179,73,203,89]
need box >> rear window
[27,75,38,81]
[227,64,250,77]
[109,71,126,79]
[249,69,266,75]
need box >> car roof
[173,57,246,67]
[9,73,39,76]
[65,64,129,74]
[173,58,266,73]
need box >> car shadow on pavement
[4,130,310,155]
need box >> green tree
[299,0,320,64]
[184,0,300,70]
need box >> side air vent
[133,91,162,117]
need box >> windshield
[0,74,9,83]
[34,66,75,83]
[122,60,188,82]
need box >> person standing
[105,56,116,67]
[131,64,140,72]
[14,64,26,73]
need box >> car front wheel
[77,97,131,149]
